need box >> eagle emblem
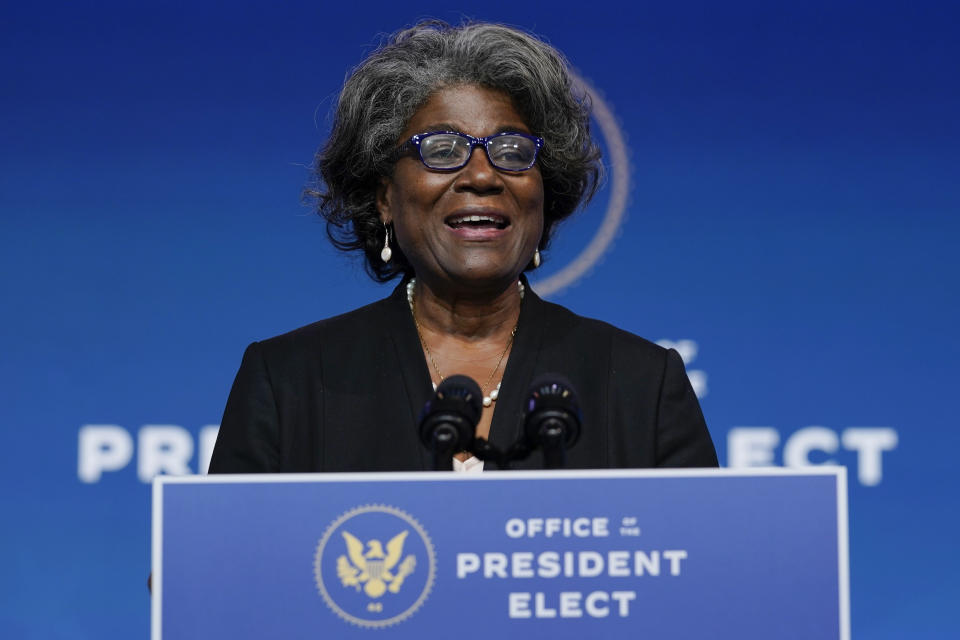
[336,530,417,598]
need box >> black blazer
[209,279,718,473]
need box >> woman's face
[377,85,544,291]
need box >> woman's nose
[453,144,504,194]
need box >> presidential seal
[314,505,436,628]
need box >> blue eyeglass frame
[397,130,544,172]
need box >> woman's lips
[444,212,511,239]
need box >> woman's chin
[425,262,525,292]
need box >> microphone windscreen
[525,374,582,447]
[418,374,484,449]
[435,374,483,423]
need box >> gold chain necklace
[407,278,523,407]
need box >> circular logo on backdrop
[531,74,630,297]
[314,505,436,628]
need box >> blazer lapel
[488,276,547,470]
[384,279,435,470]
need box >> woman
[209,20,717,473]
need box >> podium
[151,468,849,639]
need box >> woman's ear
[375,177,392,225]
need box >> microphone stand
[464,437,538,470]
[429,425,460,471]
[537,419,569,469]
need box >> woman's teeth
[447,215,507,229]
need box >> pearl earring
[381,224,392,263]
[533,248,541,268]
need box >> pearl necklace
[407,278,523,407]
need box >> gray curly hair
[307,20,602,282]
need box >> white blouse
[453,456,484,473]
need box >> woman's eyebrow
[418,123,459,132]
[415,124,532,135]
[484,127,527,136]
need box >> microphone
[523,374,582,469]
[419,375,483,471]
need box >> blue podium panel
[152,469,848,640]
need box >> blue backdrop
[2,1,957,638]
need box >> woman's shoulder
[253,293,400,359]
[535,295,669,363]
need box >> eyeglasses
[397,131,544,172]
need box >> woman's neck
[410,276,523,341]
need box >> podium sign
[152,468,849,639]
